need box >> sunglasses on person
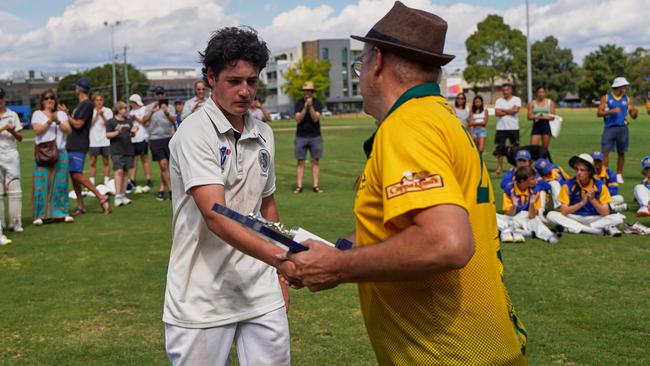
[43,96,56,101]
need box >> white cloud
[0,0,648,75]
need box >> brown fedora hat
[351,1,455,66]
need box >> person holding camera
[293,81,324,193]
[106,101,137,207]
[527,85,555,149]
[142,86,176,201]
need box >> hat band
[366,29,418,51]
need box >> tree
[282,58,331,102]
[578,44,628,103]
[628,47,650,102]
[57,64,149,110]
[520,36,578,101]
[463,14,526,101]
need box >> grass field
[1,108,649,365]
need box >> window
[341,47,348,67]
[321,48,329,60]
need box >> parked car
[280,112,293,119]
[269,112,281,121]
[321,109,333,117]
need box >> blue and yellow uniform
[535,159,568,184]
[595,166,619,195]
[604,93,629,128]
[502,181,543,214]
[355,83,527,365]
[558,178,612,216]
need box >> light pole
[104,20,121,105]
[525,0,532,103]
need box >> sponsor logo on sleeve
[386,170,443,199]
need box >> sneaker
[0,235,12,246]
[141,185,151,193]
[611,203,628,213]
[33,218,43,226]
[64,216,74,223]
[624,222,650,235]
[616,174,624,184]
[134,186,144,194]
[636,206,650,217]
[512,231,526,243]
[115,196,125,207]
[603,225,622,237]
[156,191,165,201]
[12,224,24,233]
[122,197,133,205]
[500,230,514,243]
[547,234,560,244]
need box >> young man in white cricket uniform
[0,87,23,243]
[163,26,294,365]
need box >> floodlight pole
[104,20,121,104]
[123,46,130,98]
[526,0,532,103]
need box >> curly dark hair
[200,26,270,85]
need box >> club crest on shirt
[386,170,443,199]
[258,149,270,175]
[219,146,231,168]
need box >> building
[141,66,201,103]
[261,39,363,114]
[0,70,66,123]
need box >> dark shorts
[493,130,520,156]
[295,136,323,160]
[89,146,110,157]
[150,138,171,162]
[68,151,87,173]
[531,120,552,136]
[112,155,134,171]
[601,126,628,153]
[133,141,149,156]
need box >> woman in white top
[454,92,469,129]
[469,95,489,154]
[89,92,113,185]
[31,89,74,225]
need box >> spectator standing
[128,94,153,192]
[31,89,74,225]
[596,77,638,184]
[453,92,469,129]
[293,81,323,193]
[58,78,110,216]
[106,101,137,207]
[249,98,271,122]
[527,85,555,149]
[173,99,184,128]
[546,154,625,236]
[469,95,488,154]
[142,86,176,201]
[89,92,113,185]
[180,80,208,121]
[0,87,23,236]
[493,83,521,175]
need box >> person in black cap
[142,86,176,201]
[58,78,111,215]
[282,2,527,364]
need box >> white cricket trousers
[0,149,22,229]
[165,307,290,366]
[634,184,650,207]
[496,212,554,241]
[546,211,625,235]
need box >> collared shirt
[354,83,527,365]
[502,181,543,213]
[595,166,619,195]
[0,108,22,151]
[181,96,207,121]
[145,103,175,140]
[164,97,281,328]
[642,177,650,190]
[558,178,611,216]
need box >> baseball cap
[0,87,5,98]
[174,98,184,105]
[569,153,596,173]
[74,77,91,92]
[642,156,650,169]
[128,94,144,107]
[591,151,605,161]
[611,77,629,89]
[534,158,553,175]
[153,86,165,94]
[515,149,531,161]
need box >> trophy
[212,204,352,252]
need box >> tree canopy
[57,63,149,110]
[282,58,331,102]
[578,44,629,103]
[520,36,578,101]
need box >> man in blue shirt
[596,77,638,184]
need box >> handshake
[212,204,353,292]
